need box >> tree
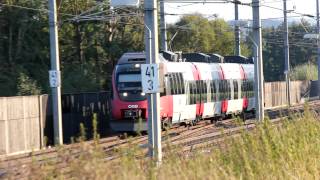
[261,19,316,81]
[167,15,250,57]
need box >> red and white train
[110,52,255,131]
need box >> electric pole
[48,0,63,145]
[160,0,168,51]
[283,0,291,106]
[234,0,241,56]
[317,0,320,99]
[144,0,162,162]
[252,0,264,121]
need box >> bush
[290,63,318,81]
[17,72,42,95]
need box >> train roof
[117,52,253,65]
[117,52,167,65]
[208,53,224,63]
[224,55,254,64]
[182,53,211,63]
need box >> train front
[110,52,148,132]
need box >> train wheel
[191,116,201,126]
[210,116,218,124]
[162,117,172,131]
[241,112,246,121]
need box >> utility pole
[160,0,168,51]
[144,0,162,162]
[283,0,291,106]
[252,0,264,121]
[48,0,63,145]
[234,0,241,56]
[317,0,320,99]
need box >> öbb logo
[128,105,138,108]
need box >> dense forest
[0,0,318,96]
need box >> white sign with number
[49,70,61,88]
[110,0,140,7]
[141,64,160,93]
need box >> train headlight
[123,92,128,97]
[134,64,140,68]
[141,92,145,96]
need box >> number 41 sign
[141,63,163,93]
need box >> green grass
[290,63,318,81]
[28,108,320,180]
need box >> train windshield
[116,64,146,102]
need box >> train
[110,52,255,131]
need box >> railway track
[1,100,320,179]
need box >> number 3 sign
[141,64,160,93]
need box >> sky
[164,0,318,24]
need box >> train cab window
[233,80,239,99]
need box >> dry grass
[27,107,320,180]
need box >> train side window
[173,73,178,95]
[212,80,216,102]
[180,73,185,94]
[176,73,180,94]
[175,73,180,95]
[209,81,212,102]
[199,81,204,103]
[245,80,249,98]
[225,80,228,100]
[192,81,197,104]
[194,81,199,104]
[161,76,167,97]
[233,80,238,99]
[202,80,207,103]
[216,81,220,101]
[222,80,226,100]
[189,81,192,104]
[219,80,221,100]
[168,74,173,95]
[226,80,231,100]
[250,80,254,98]
[220,80,224,100]
[189,81,195,104]
[241,79,245,98]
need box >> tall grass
[28,109,320,180]
[290,63,318,81]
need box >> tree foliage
[168,15,250,56]
[261,19,317,81]
[2,1,314,96]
